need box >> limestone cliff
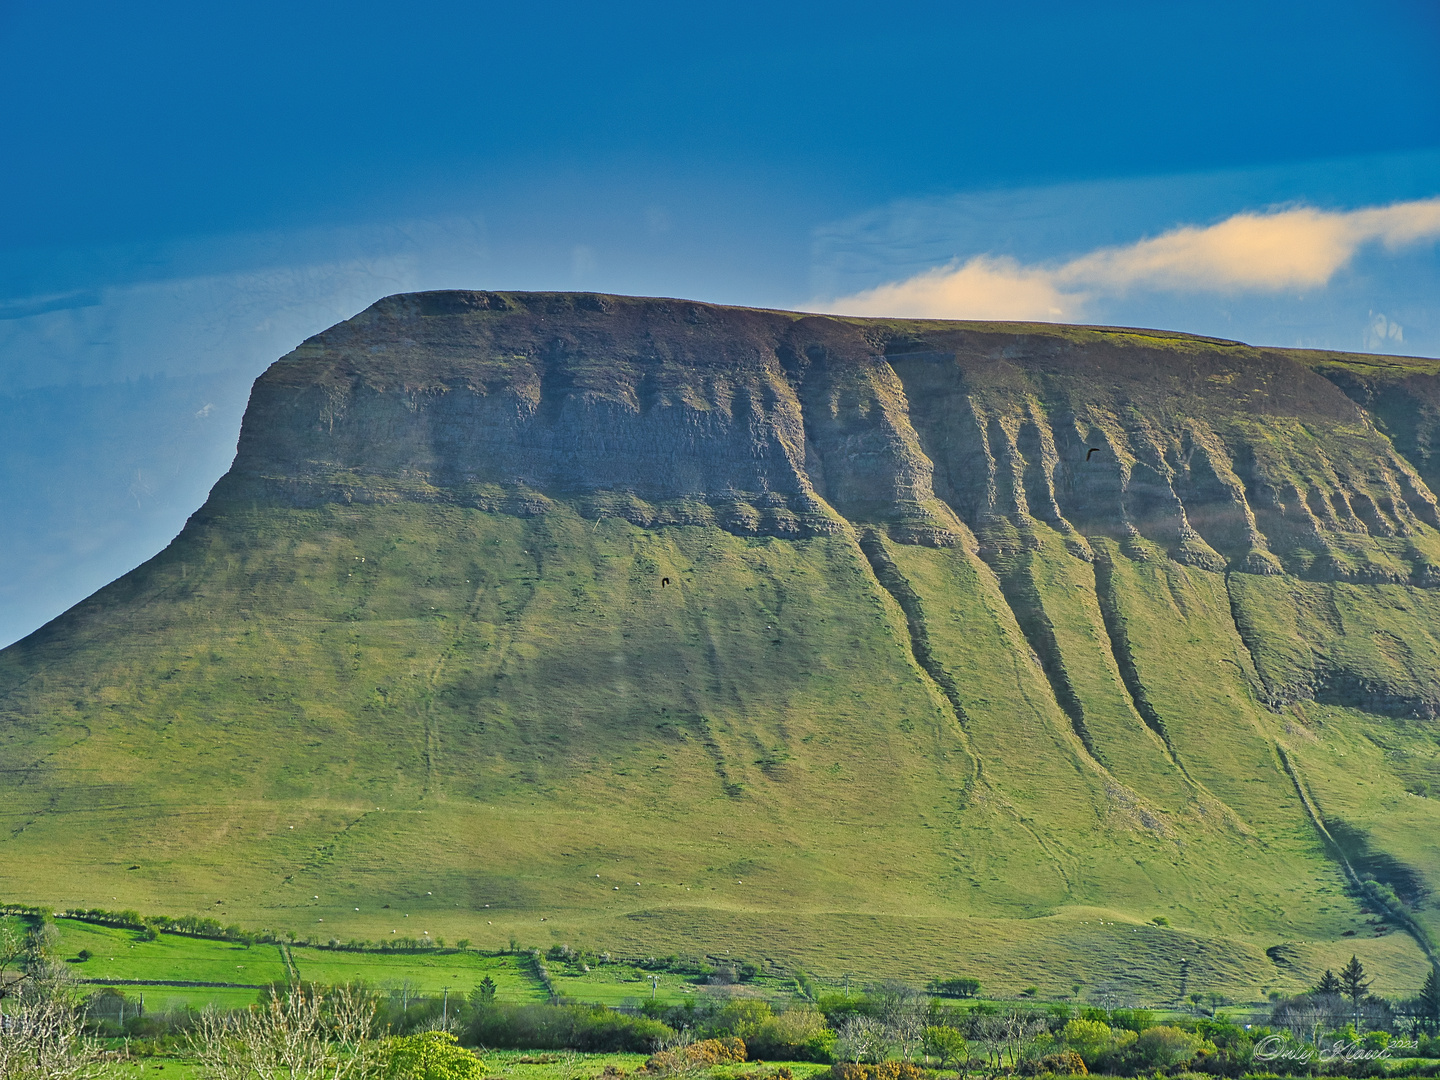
[222,292,1440,567]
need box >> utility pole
[651,975,659,1000]
[443,987,449,1028]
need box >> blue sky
[2,0,1439,645]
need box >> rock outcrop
[221,291,1440,583]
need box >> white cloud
[823,255,1074,321]
[824,196,1440,322]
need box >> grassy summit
[2,293,1438,999]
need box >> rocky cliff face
[216,291,1440,714]
[225,292,1440,570]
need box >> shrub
[828,1063,925,1080]
[1106,1009,1155,1034]
[1131,1025,1202,1070]
[1060,1019,1111,1062]
[1017,1050,1087,1076]
[1061,1018,1137,1072]
[714,999,774,1040]
[746,1006,836,1062]
[923,1024,968,1068]
[817,993,875,1028]
[684,1037,748,1065]
[465,1002,674,1052]
[643,1038,746,1075]
[384,1030,484,1080]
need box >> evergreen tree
[468,976,497,1009]
[1316,969,1342,995]
[1419,966,1440,1035]
[1339,955,1372,1028]
[1339,956,1372,1002]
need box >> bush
[384,1030,484,1080]
[746,1006,837,1062]
[1107,1009,1155,1034]
[827,1063,925,1080]
[1017,1050,1087,1076]
[1061,1018,1136,1072]
[1131,1025,1202,1071]
[464,1002,674,1052]
[643,1037,747,1075]
[816,993,875,1028]
[1061,1019,1112,1063]
[923,1024,968,1069]
[683,1037,748,1065]
[715,1000,775,1040]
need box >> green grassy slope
[3,294,1438,1000]
[0,499,1427,996]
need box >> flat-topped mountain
[3,292,1438,997]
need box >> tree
[0,991,108,1080]
[999,1009,1047,1071]
[1418,967,1440,1035]
[928,977,982,998]
[1339,955,1372,1026]
[0,925,32,1001]
[189,984,380,1080]
[469,976,497,1009]
[1062,1018,1116,1067]
[836,1015,889,1064]
[1132,1025,1202,1071]
[1316,969,1342,995]
[923,1024,969,1070]
[871,982,927,1060]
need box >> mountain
[3,292,1439,999]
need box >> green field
[483,1053,832,1080]
[116,1052,837,1080]
[545,958,805,1007]
[36,916,831,1010]
[3,297,1440,999]
[54,919,287,986]
[288,944,545,998]
[36,917,551,1007]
